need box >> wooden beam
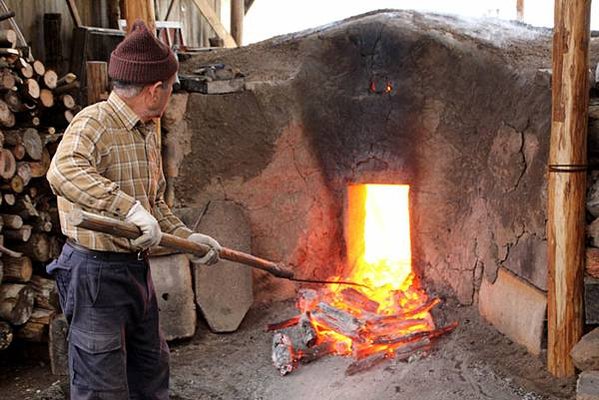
[65,0,83,29]
[86,61,108,105]
[190,0,238,48]
[122,0,156,33]
[231,0,244,46]
[547,0,591,378]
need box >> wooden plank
[190,0,238,48]
[547,0,592,378]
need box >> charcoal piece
[311,302,364,342]
[272,333,296,376]
[297,288,319,313]
[279,314,317,351]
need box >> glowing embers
[269,184,457,375]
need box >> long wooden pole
[231,0,244,46]
[122,0,156,33]
[547,0,592,378]
[516,0,524,21]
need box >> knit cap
[108,19,178,84]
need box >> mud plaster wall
[165,11,568,304]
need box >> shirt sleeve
[46,115,137,217]
[153,166,192,239]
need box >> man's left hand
[188,233,222,265]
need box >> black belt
[66,239,149,263]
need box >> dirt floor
[0,298,576,400]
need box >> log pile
[0,36,81,355]
[269,280,457,376]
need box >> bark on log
[0,148,16,179]
[0,320,12,350]
[49,314,68,375]
[0,98,15,127]
[9,175,23,193]
[4,225,31,242]
[16,161,31,185]
[53,81,79,95]
[30,275,59,311]
[0,283,34,325]
[1,213,22,229]
[12,233,50,262]
[60,94,75,109]
[4,128,43,160]
[0,68,15,90]
[15,308,54,342]
[2,256,32,282]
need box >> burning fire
[270,184,456,375]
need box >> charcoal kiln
[169,10,556,313]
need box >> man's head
[108,20,178,121]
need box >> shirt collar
[107,92,141,131]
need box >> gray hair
[112,81,145,98]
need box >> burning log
[297,288,319,313]
[311,302,365,342]
[345,350,389,376]
[297,340,336,364]
[266,315,300,332]
[365,317,430,338]
[339,287,380,313]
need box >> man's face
[145,73,176,119]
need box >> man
[46,20,220,399]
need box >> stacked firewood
[0,29,79,360]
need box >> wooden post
[122,0,156,33]
[120,0,162,148]
[547,0,591,378]
[86,62,108,105]
[516,0,524,21]
[231,0,244,46]
[43,14,62,71]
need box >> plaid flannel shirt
[47,92,192,252]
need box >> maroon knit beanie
[108,19,178,84]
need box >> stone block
[149,254,196,340]
[578,371,599,400]
[478,267,546,355]
[586,277,599,324]
[572,328,599,371]
[195,200,253,332]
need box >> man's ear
[147,81,163,100]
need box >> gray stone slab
[586,277,599,324]
[572,328,599,371]
[578,371,599,400]
[195,200,253,333]
[149,254,196,340]
[479,267,547,355]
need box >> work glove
[187,233,221,265]
[125,201,162,250]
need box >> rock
[479,267,546,355]
[587,177,599,218]
[194,200,253,332]
[149,254,196,340]
[572,328,599,371]
[577,370,599,400]
[587,248,599,279]
[586,277,599,324]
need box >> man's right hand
[125,201,162,250]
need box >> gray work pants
[48,241,169,400]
